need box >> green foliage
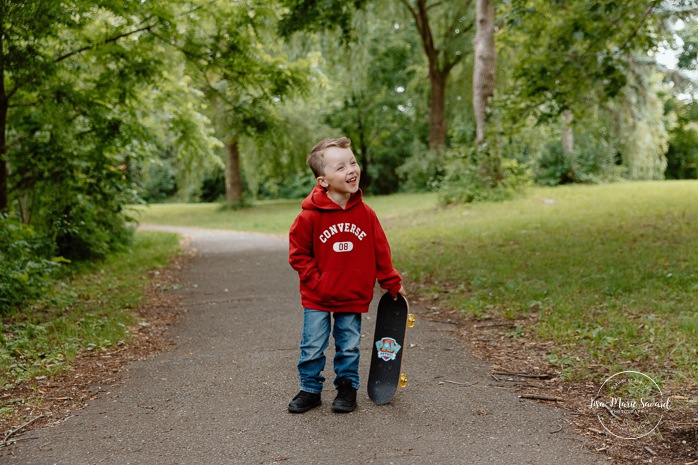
[302,3,426,195]
[12,92,146,258]
[666,100,698,180]
[258,172,316,199]
[533,131,619,185]
[676,15,698,71]
[278,0,369,37]
[198,166,226,203]
[139,159,178,203]
[499,0,667,122]
[667,126,698,179]
[0,219,62,312]
[0,231,180,390]
[397,148,445,192]
[439,146,530,204]
[3,1,191,260]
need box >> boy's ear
[317,176,328,188]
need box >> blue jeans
[297,309,361,394]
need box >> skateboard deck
[367,292,413,405]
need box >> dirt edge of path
[0,249,192,449]
[411,296,698,465]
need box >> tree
[398,0,475,153]
[279,0,474,154]
[497,0,678,178]
[1,2,172,258]
[500,0,668,121]
[177,2,310,204]
[316,4,423,193]
[473,0,496,145]
[0,2,228,258]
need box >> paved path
[2,226,605,465]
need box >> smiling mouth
[347,176,358,184]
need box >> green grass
[135,192,439,234]
[138,182,698,387]
[388,181,698,385]
[0,231,181,391]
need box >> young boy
[288,137,406,414]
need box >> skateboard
[367,292,415,405]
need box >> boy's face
[317,146,361,196]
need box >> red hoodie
[289,185,402,313]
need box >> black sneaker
[332,378,357,413]
[288,390,321,413]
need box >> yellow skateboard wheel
[399,373,409,387]
[407,314,416,328]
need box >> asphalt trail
[2,226,605,465]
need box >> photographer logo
[589,370,670,440]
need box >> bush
[396,149,445,192]
[533,133,619,186]
[666,125,698,180]
[533,143,575,186]
[257,172,316,199]
[0,218,62,312]
[48,200,135,261]
[439,146,530,205]
[199,166,226,202]
[140,160,178,203]
[31,171,138,261]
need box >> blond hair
[307,137,352,177]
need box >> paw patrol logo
[375,337,401,362]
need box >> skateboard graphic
[367,292,415,405]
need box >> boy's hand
[394,285,407,300]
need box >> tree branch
[399,0,418,20]
[426,0,444,11]
[54,23,156,63]
[8,100,40,109]
[617,0,662,55]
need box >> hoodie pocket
[316,269,374,303]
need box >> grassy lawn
[139,182,698,388]
[0,231,181,392]
[389,181,698,387]
[135,192,440,234]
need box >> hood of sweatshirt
[300,184,363,212]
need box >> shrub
[439,146,530,205]
[0,218,62,312]
[258,172,316,199]
[396,149,445,192]
[199,166,226,202]
[140,160,178,203]
[533,133,619,185]
[666,125,698,180]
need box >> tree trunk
[428,69,447,153]
[561,109,574,155]
[0,100,8,213]
[352,98,373,190]
[403,0,460,155]
[224,139,243,204]
[0,24,8,212]
[473,0,496,145]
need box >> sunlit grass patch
[134,192,439,234]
